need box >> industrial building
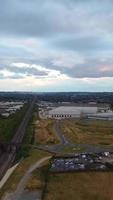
[87,112,113,120]
[45,105,111,119]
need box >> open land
[61,119,113,147]
[34,119,59,145]
[45,172,113,200]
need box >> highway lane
[12,97,36,144]
[0,97,36,181]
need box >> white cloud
[0,69,15,77]
[11,62,30,68]
[10,62,69,79]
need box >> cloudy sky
[0,0,113,91]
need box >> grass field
[61,119,113,146]
[34,119,59,145]
[45,172,113,200]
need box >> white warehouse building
[46,106,109,119]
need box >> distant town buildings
[0,101,25,117]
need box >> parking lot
[50,152,113,172]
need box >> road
[33,120,70,154]
[2,156,51,200]
[53,120,113,154]
[0,97,36,181]
[53,121,69,145]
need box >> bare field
[61,119,113,146]
[45,172,113,200]
[34,119,59,145]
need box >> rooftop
[48,106,98,115]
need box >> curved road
[2,156,51,200]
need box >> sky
[0,0,113,92]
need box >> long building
[87,112,113,120]
[46,105,110,119]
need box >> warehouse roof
[48,106,98,115]
[88,112,113,117]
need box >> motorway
[0,97,36,181]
